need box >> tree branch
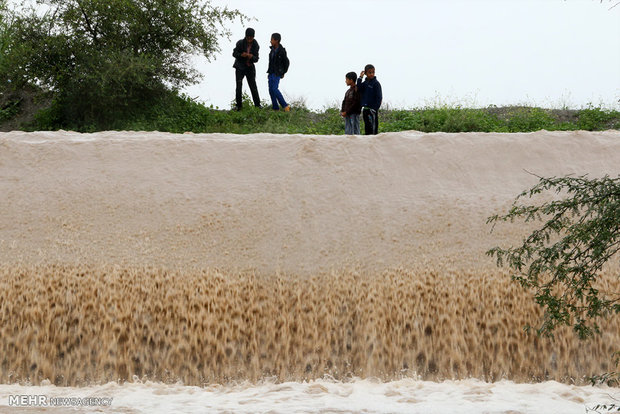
[76,0,97,45]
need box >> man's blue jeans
[268,73,288,110]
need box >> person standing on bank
[267,33,290,111]
[357,64,382,135]
[233,28,261,110]
[341,71,361,134]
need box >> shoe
[284,105,291,112]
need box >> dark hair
[364,64,375,72]
[346,71,357,81]
[245,28,255,37]
[271,33,281,42]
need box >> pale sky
[186,0,620,110]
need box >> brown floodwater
[1,130,618,386]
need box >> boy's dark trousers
[362,108,379,135]
[235,66,261,109]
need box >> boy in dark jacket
[357,64,383,135]
[232,28,261,110]
[341,71,361,135]
[267,33,290,111]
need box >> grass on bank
[2,91,619,134]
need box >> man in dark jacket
[232,28,261,110]
[267,33,290,111]
[357,64,383,135]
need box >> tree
[0,0,244,128]
[487,174,620,339]
[0,0,14,83]
[0,0,19,113]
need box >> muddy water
[1,264,618,386]
[0,131,619,386]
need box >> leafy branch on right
[487,174,620,385]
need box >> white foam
[0,379,617,413]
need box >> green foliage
[577,105,620,130]
[0,0,243,129]
[0,0,10,55]
[4,86,620,133]
[0,0,15,96]
[379,106,619,134]
[487,175,620,339]
[381,107,504,133]
[0,98,20,123]
[504,107,556,132]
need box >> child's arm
[356,72,365,93]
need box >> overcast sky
[186,0,620,110]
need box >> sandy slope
[1,129,619,274]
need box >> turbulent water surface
[0,130,619,412]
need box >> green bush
[4,87,620,134]
[0,98,19,123]
[505,108,555,132]
[577,106,620,130]
[1,0,243,130]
